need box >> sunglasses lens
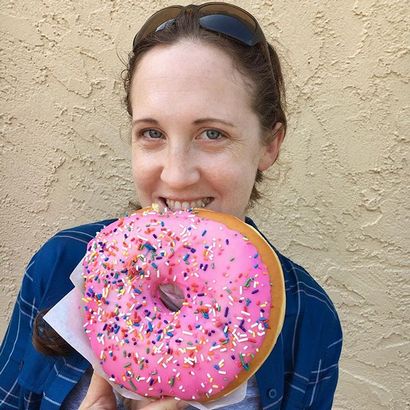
[156,19,177,32]
[199,14,259,46]
[133,6,182,47]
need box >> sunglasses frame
[132,2,273,73]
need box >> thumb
[139,397,187,410]
[79,372,117,410]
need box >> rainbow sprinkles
[82,208,276,402]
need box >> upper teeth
[166,198,211,210]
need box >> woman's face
[130,40,282,220]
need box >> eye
[141,129,163,139]
[200,129,225,140]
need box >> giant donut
[82,208,285,402]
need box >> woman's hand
[130,398,187,410]
[79,372,187,410]
[79,372,117,410]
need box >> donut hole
[157,283,185,312]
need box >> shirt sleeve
[0,254,42,409]
[0,221,110,409]
[304,311,343,409]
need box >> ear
[258,123,285,171]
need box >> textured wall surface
[1,0,409,408]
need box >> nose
[160,144,200,189]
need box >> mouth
[160,197,213,211]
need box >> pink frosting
[83,209,272,401]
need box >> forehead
[130,40,256,119]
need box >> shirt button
[267,388,277,399]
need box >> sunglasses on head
[132,2,273,72]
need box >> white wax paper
[44,260,247,409]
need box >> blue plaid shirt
[0,218,342,409]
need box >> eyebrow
[132,117,236,128]
[193,118,236,128]
[132,118,158,127]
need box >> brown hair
[123,6,287,205]
[32,309,73,356]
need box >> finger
[87,372,114,400]
[139,397,187,410]
[79,372,116,410]
[127,397,151,410]
[89,372,113,392]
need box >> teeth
[165,198,211,210]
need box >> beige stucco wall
[1,0,409,408]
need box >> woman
[0,3,342,409]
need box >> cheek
[131,149,156,189]
[211,158,257,195]
[131,151,141,185]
